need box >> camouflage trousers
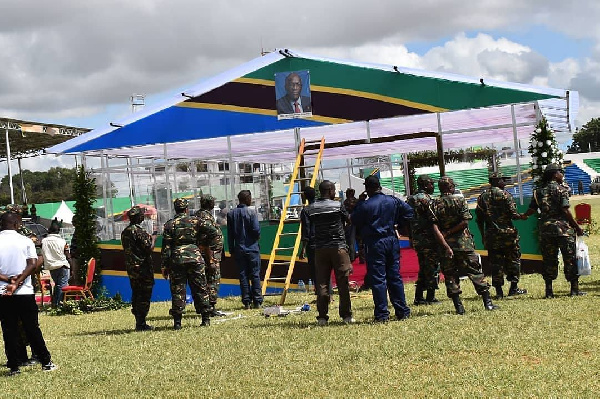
[440,250,490,297]
[127,268,155,317]
[202,247,222,307]
[169,261,209,317]
[486,231,521,287]
[415,247,440,290]
[540,233,578,282]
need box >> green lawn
[3,198,600,397]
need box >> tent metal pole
[365,121,371,143]
[127,157,135,207]
[17,157,27,204]
[402,154,410,196]
[436,113,446,176]
[5,125,14,204]
[346,159,352,189]
[388,157,396,197]
[105,155,116,240]
[100,153,109,240]
[163,143,173,219]
[151,159,159,231]
[227,136,236,206]
[511,105,524,205]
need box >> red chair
[575,203,592,225]
[62,258,96,301]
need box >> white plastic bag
[577,237,591,276]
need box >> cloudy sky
[2,0,600,174]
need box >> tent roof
[52,200,74,225]
[47,49,577,161]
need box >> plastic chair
[37,271,53,307]
[575,203,592,225]
[62,258,96,301]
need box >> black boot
[494,285,504,299]
[135,315,154,331]
[482,291,499,310]
[201,312,211,327]
[508,281,527,296]
[426,289,440,304]
[570,279,587,296]
[173,314,182,330]
[545,280,554,299]
[414,287,427,305]
[451,294,465,315]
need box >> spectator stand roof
[47,49,577,164]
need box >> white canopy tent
[51,200,74,225]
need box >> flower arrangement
[528,118,563,188]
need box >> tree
[568,118,600,153]
[72,166,101,289]
[0,167,78,205]
[528,118,563,188]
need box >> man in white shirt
[41,222,71,306]
[0,212,56,376]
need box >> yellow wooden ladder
[262,137,325,305]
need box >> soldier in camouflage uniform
[161,198,219,329]
[121,206,156,331]
[476,172,528,298]
[433,177,498,314]
[195,195,224,316]
[524,163,585,297]
[407,175,441,305]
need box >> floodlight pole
[4,125,15,204]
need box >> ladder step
[267,277,288,281]
[304,139,324,144]
[297,165,315,169]
[294,177,313,182]
[279,232,298,236]
[271,261,291,265]
[275,246,296,251]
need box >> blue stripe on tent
[67,107,327,153]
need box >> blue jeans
[234,249,263,306]
[365,236,410,320]
[49,267,70,306]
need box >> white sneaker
[343,317,356,324]
[317,318,328,326]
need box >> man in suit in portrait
[276,72,312,115]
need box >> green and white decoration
[528,118,563,188]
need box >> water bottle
[297,279,306,293]
[307,279,314,294]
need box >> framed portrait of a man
[275,70,312,120]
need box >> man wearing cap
[524,163,585,297]
[227,190,263,309]
[476,172,528,298]
[121,206,157,331]
[195,195,224,316]
[434,176,498,314]
[352,175,414,322]
[407,174,441,305]
[161,198,219,329]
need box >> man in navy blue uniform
[227,190,263,309]
[352,176,414,322]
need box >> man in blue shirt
[352,176,413,322]
[227,190,263,309]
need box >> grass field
[2,198,600,398]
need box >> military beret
[127,206,143,218]
[417,174,434,186]
[545,163,564,172]
[364,175,380,188]
[173,198,188,209]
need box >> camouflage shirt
[433,193,474,251]
[406,190,437,248]
[121,223,154,270]
[161,212,219,268]
[195,209,224,251]
[475,186,520,234]
[529,181,572,237]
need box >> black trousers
[0,295,51,370]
